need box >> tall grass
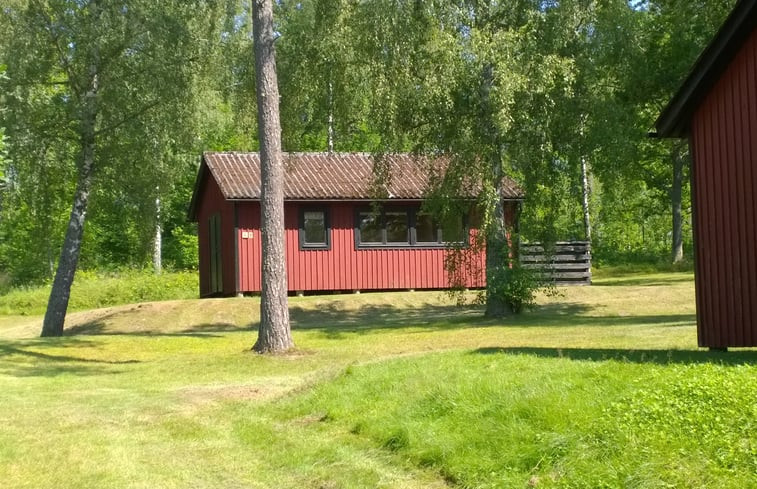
[0,269,198,315]
[282,351,756,488]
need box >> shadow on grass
[65,320,249,337]
[0,339,140,378]
[472,346,757,365]
[593,274,694,287]
[289,302,695,334]
[289,302,483,335]
[62,301,696,338]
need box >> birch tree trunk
[671,145,684,263]
[485,167,513,318]
[581,156,592,242]
[153,194,162,274]
[480,64,512,318]
[41,67,99,337]
[252,0,293,353]
[327,79,334,154]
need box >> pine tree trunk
[671,146,684,263]
[252,0,293,353]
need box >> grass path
[1,273,754,488]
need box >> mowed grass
[0,272,755,488]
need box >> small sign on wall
[242,231,251,239]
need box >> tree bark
[485,178,513,318]
[252,0,293,353]
[478,63,512,317]
[671,145,684,263]
[41,70,98,337]
[327,79,334,154]
[153,194,162,274]
[581,155,592,242]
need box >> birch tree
[1,0,222,336]
[351,1,575,315]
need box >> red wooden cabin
[188,152,523,297]
[655,0,757,348]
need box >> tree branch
[29,0,82,96]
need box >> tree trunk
[479,63,512,317]
[327,79,334,154]
[580,155,592,242]
[671,145,684,263]
[153,194,162,274]
[41,1,101,338]
[41,134,96,337]
[485,191,513,317]
[251,0,293,353]
[41,46,99,337]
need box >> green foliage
[163,225,199,270]
[0,0,229,285]
[0,0,742,291]
[485,263,551,314]
[0,269,198,316]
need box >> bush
[485,264,557,314]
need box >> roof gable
[655,0,757,137]
[189,152,523,220]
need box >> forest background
[0,0,736,290]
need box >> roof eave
[655,0,757,138]
[187,155,209,222]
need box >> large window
[299,208,330,250]
[355,206,467,248]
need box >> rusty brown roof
[190,152,523,218]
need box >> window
[385,210,409,243]
[358,211,382,244]
[440,213,466,243]
[355,206,467,248]
[299,208,330,250]
[414,212,438,243]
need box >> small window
[415,212,438,243]
[441,213,466,244]
[299,208,330,250]
[358,211,383,243]
[385,210,409,243]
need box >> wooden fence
[520,241,592,286]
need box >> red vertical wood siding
[690,27,757,347]
[233,201,511,293]
[196,175,237,297]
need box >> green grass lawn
[0,272,755,488]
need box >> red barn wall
[690,26,757,347]
[196,174,237,297]
[234,201,512,293]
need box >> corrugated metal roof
[201,152,524,201]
